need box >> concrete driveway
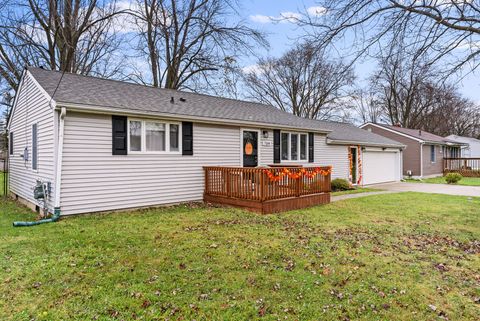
[373,182,480,197]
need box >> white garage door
[362,151,399,185]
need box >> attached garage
[323,121,405,186]
[362,149,402,185]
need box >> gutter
[326,138,405,149]
[56,102,332,134]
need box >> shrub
[331,178,352,191]
[445,173,462,184]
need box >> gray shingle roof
[374,124,463,145]
[27,67,403,148]
[446,134,480,145]
[318,121,405,147]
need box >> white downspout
[54,107,66,213]
[399,149,403,181]
[420,142,424,178]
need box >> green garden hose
[13,207,60,227]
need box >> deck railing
[204,166,331,201]
[443,158,480,177]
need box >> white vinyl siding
[315,137,350,180]
[60,112,241,215]
[258,131,348,179]
[259,130,274,165]
[8,71,55,211]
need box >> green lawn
[331,187,381,196]
[406,176,480,186]
[0,171,6,196]
[1,193,479,320]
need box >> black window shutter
[182,122,193,155]
[308,132,314,163]
[112,116,127,155]
[273,129,280,163]
[9,132,13,155]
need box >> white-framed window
[128,119,181,153]
[281,132,308,161]
[9,132,13,155]
[430,145,436,163]
[281,132,289,160]
[146,122,165,151]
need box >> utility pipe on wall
[13,107,66,227]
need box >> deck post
[296,172,301,197]
[204,168,208,195]
[260,169,265,201]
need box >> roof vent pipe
[170,97,174,103]
[419,130,422,136]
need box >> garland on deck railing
[348,145,363,185]
[263,166,332,182]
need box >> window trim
[9,132,13,155]
[280,131,309,162]
[127,118,182,154]
[281,132,290,161]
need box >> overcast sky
[240,0,480,104]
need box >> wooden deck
[443,158,480,177]
[204,166,331,214]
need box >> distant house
[7,67,404,216]
[445,135,480,158]
[361,123,465,178]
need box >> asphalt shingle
[27,67,404,148]
[374,124,461,145]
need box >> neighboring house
[445,135,480,158]
[361,123,465,178]
[7,67,404,216]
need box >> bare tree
[130,0,267,90]
[349,87,385,124]
[244,42,355,120]
[369,49,480,137]
[421,88,480,137]
[0,0,127,93]
[370,47,439,128]
[302,1,480,76]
